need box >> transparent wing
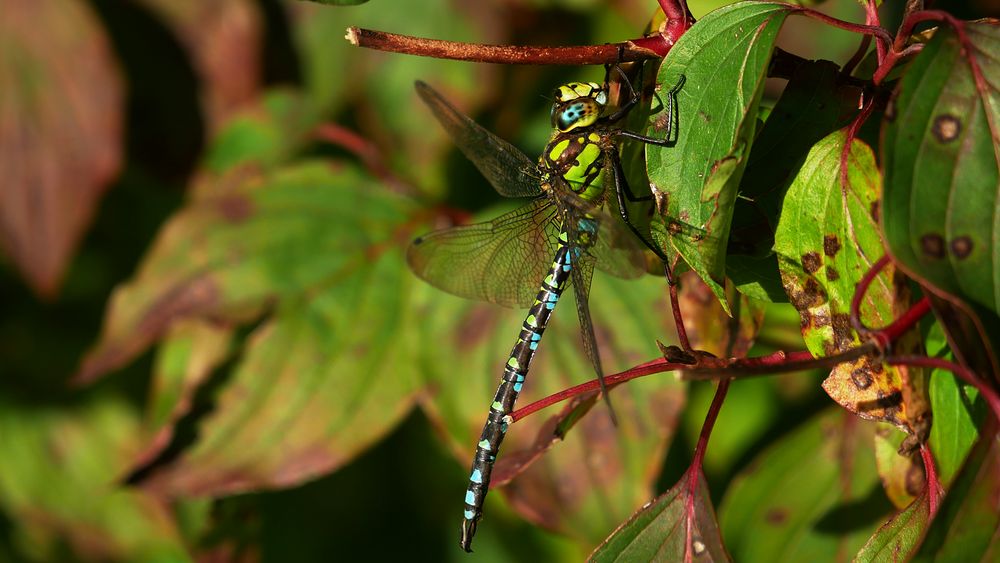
[549,187,646,280]
[407,198,559,308]
[416,81,542,199]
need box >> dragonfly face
[550,81,607,132]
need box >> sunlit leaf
[0,0,123,298]
[135,0,263,131]
[913,427,1000,560]
[590,467,730,562]
[774,131,925,437]
[0,398,186,560]
[882,21,1000,317]
[730,59,860,302]
[720,409,889,560]
[647,1,795,311]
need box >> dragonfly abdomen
[460,241,574,551]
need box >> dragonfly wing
[407,198,560,308]
[569,254,618,422]
[551,188,646,280]
[416,81,542,199]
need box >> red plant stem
[863,0,886,64]
[839,95,877,188]
[508,358,676,422]
[790,6,892,50]
[665,263,693,352]
[881,296,931,343]
[850,254,891,335]
[659,0,694,46]
[345,27,677,64]
[509,346,875,421]
[920,443,942,515]
[685,378,730,562]
[887,355,1000,423]
[872,10,967,85]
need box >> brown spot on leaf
[217,195,254,222]
[832,313,854,349]
[870,200,880,222]
[850,368,873,389]
[932,114,961,143]
[802,252,822,274]
[823,235,841,258]
[920,234,945,259]
[765,507,788,525]
[699,111,711,123]
[950,236,973,259]
[826,266,839,281]
[905,463,925,497]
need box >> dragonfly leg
[608,148,667,262]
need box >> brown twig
[345,27,677,65]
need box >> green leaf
[0,398,187,561]
[926,321,982,487]
[417,245,686,549]
[647,1,795,312]
[855,489,931,563]
[78,162,424,494]
[774,131,923,435]
[719,409,889,561]
[203,89,320,174]
[881,22,1000,316]
[590,467,730,562]
[729,59,859,302]
[913,428,1000,560]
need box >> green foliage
[0,0,997,561]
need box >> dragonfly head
[550,81,607,133]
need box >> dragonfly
[409,68,684,552]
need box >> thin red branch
[790,6,893,51]
[685,378,729,563]
[863,0,886,64]
[659,0,694,48]
[920,443,942,515]
[665,262,693,352]
[839,95,877,188]
[510,345,877,422]
[345,27,678,64]
[887,355,1000,423]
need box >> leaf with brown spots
[720,409,888,560]
[418,261,685,549]
[775,131,921,436]
[135,0,263,132]
[882,22,1000,324]
[0,0,124,298]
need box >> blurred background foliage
[0,0,993,561]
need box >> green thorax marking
[541,81,610,203]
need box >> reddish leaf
[590,467,730,562]
[0,0,123,298]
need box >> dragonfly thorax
[550,81,607,132]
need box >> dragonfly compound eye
[552,100,599,132]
